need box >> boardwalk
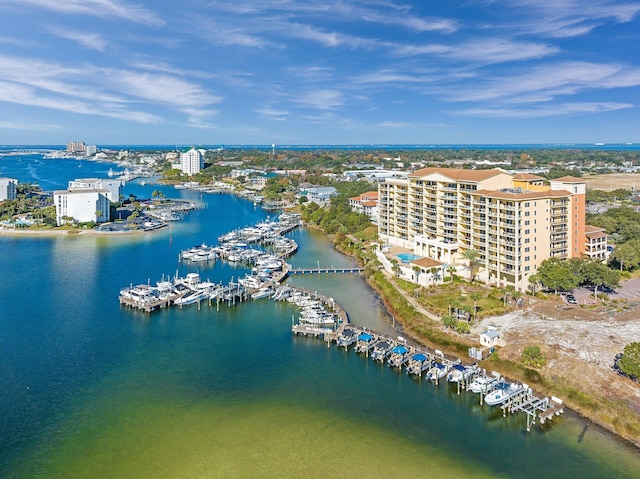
[287,266,364,275]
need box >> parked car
[566,294,577,304]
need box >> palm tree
[461,249,479,282]
[447,265,457,283]
[412,265,421,284]
[390,258,402,278]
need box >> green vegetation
[521,345,547,368]
[417,284,509,319]
[618,342,640,380]
[532,257,620,294]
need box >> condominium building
[348,191,379,222]
[378,168,597,291]
[66,141,86,153]
[180,148,204,175]
[0,177,18,201]
[68,178,122,201]
[53,189,111,225]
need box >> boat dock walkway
[293,320,565,432]
[287,266,364,275]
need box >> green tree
[391,258,402,278]
[537,258,579,293]
[611,240,640,271]
[461,249,479,282]
[442,315,457,329]
[617,342,640,380]
[580,260,620,297]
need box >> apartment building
[53,189,111,225]
[180,148,204,175]
[378,167,596,291]
[348,191,379,221]
[0,177,18,201]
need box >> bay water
[1,154,639,478]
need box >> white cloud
[292,89,345,110]
[450,62,640,102]
[0,55,222,125]
[0,119,62,132]
[255,108,289,121]
[454,102,633,118]
[3,0,165,26]
[48,28,108,51]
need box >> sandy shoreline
[0,226,166,237]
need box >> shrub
[521,345,547,368]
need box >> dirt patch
[475,296,640,430]
[583,173,640,191]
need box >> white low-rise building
[0,177,18,201]
[54,189,111,225]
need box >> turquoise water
[1,155,640,478]
[396,252,422,263]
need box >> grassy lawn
[417,283,511,318]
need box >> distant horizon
[2,142,640,151]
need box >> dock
[287,266,364,275]
[292,320,565,433]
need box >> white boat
[426,362,449,381]
[251,287,273,300]
[371,340,394,362]
[174,291,208,305]
[468,374,500,394]
[484,380,524,406]
[447,364,476,383]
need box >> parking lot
[571,277,640,304]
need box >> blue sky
[0,0,639,145]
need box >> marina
[293,318,566,433]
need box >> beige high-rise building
[378,168,599,291]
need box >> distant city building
[66,141,86,154]
[0,177,18,201]
[342,169,408,182]
[53,189,111,225]
[300,186,337,206]
[85,145,97,156]
[180,148,204,175]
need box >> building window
[525,220,530,225]
[525,247,530,252]
[525,211,530,216]
[525,256,530,261]
[525,229,530,234]
[525,266,530,271]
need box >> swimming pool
[395,253,421,263]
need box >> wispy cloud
[450,61,640,102]
[255,108,289,121]
[0,55,221,125]
[292,89,345,110]
[4,0,165,26]
[48,27,108,51]
[454,102,633,118]
[492,0,640,38]
[0,118,62,132]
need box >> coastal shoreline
[0,225,168,237]
[311,222,640,450]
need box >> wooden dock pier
[287,266,364,275]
